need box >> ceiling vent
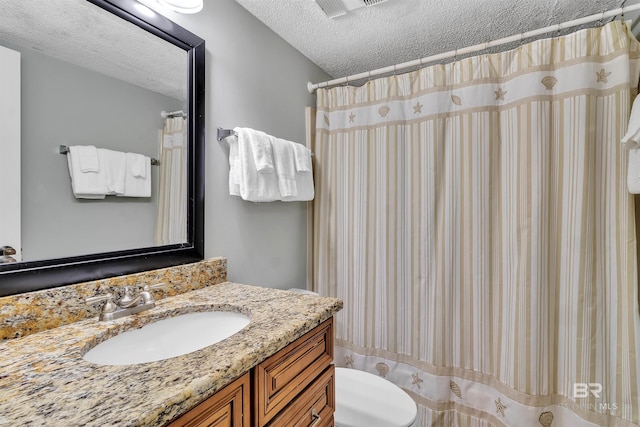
[314,0,390,19]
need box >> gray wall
[143,0,330,289]
[3,40,183,261]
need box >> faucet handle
[143,282,166,291]
[141,283,166,304]
[85,293,118,314]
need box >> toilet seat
[334,367,417,427]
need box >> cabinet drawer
[254,318,334,425]
[167,372,250,427]
[266,365,335,427]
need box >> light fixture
[314,0,391,19]
[156,0,203,14]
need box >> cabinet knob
[1,255,16,263]
[1,245,16,256]
[310,408,322,427]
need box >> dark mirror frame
[0,0,205,297]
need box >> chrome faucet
[86,283,166,321]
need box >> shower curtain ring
[598,10,605,26]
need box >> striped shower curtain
[155,116,187,245]
[312,21,640,426]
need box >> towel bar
[216,128,314,157]
[217,127,236,141]
[59,145,160,166]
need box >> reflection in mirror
[0,0,188,262]
[0,0,205,296]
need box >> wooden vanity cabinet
[168,317,335,427]
[168,372,250,427]
[253,317,335,427]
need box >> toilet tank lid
[335,367,417,427]
[288,288,319,296]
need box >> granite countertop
[0,282,343,426]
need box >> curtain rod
[307,4,640,93]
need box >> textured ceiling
[0,0,186,101]
[234,0,636,82]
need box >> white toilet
[288,289,418,427]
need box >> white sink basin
[83,311,250,365]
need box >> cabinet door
[168,373,250,427]
[254,318,334,426]
[266,365,335,427]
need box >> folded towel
[282,173,315,202]
[127,152,148,178]
[623,96,640,149]
[235,127,274,174]
[271,138,297,198]
[291,142,312,174]
[99,149,127,195]
[120,154,151,197]
[628,148,640,194]
[66,147,108,199]
[236,132,280,202]
[70,145,100,172]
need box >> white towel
[120,153,151,197]
[628,149,640,194]
[291,142,312,174]
[227,135,241,196]
[622,96,640,149]
[66,147,108,199]
[70,145,100,172]
[271,138,297,198]
[282,173,315,202]
[127,152,148,178]
[99,149,127,195]
[235,127,274,173]
[235,133,280,202]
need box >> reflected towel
[99,149,126,195]
[120,153,151,197]
[71,145,100,172]
[128,152,147,178]
[66,146,108,199]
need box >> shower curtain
[312,21,640,426]
[155,116,187,245]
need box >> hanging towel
[236,132,280,202]
[66,148,108,199]
[628,149,640,194]
[271,138,297,198]
[120,153,151,197]
[70,145,100,172]
[227,135,241,196]
[127,152,147,178]
[281,142,314,201]
[622,95,640,149]
[235,127,275,173]
[291,142,312,174]
[98,149,127,195]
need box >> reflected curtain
[155,117,187,245]
[313,21,640,426]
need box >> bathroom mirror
[0,0,205,296]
